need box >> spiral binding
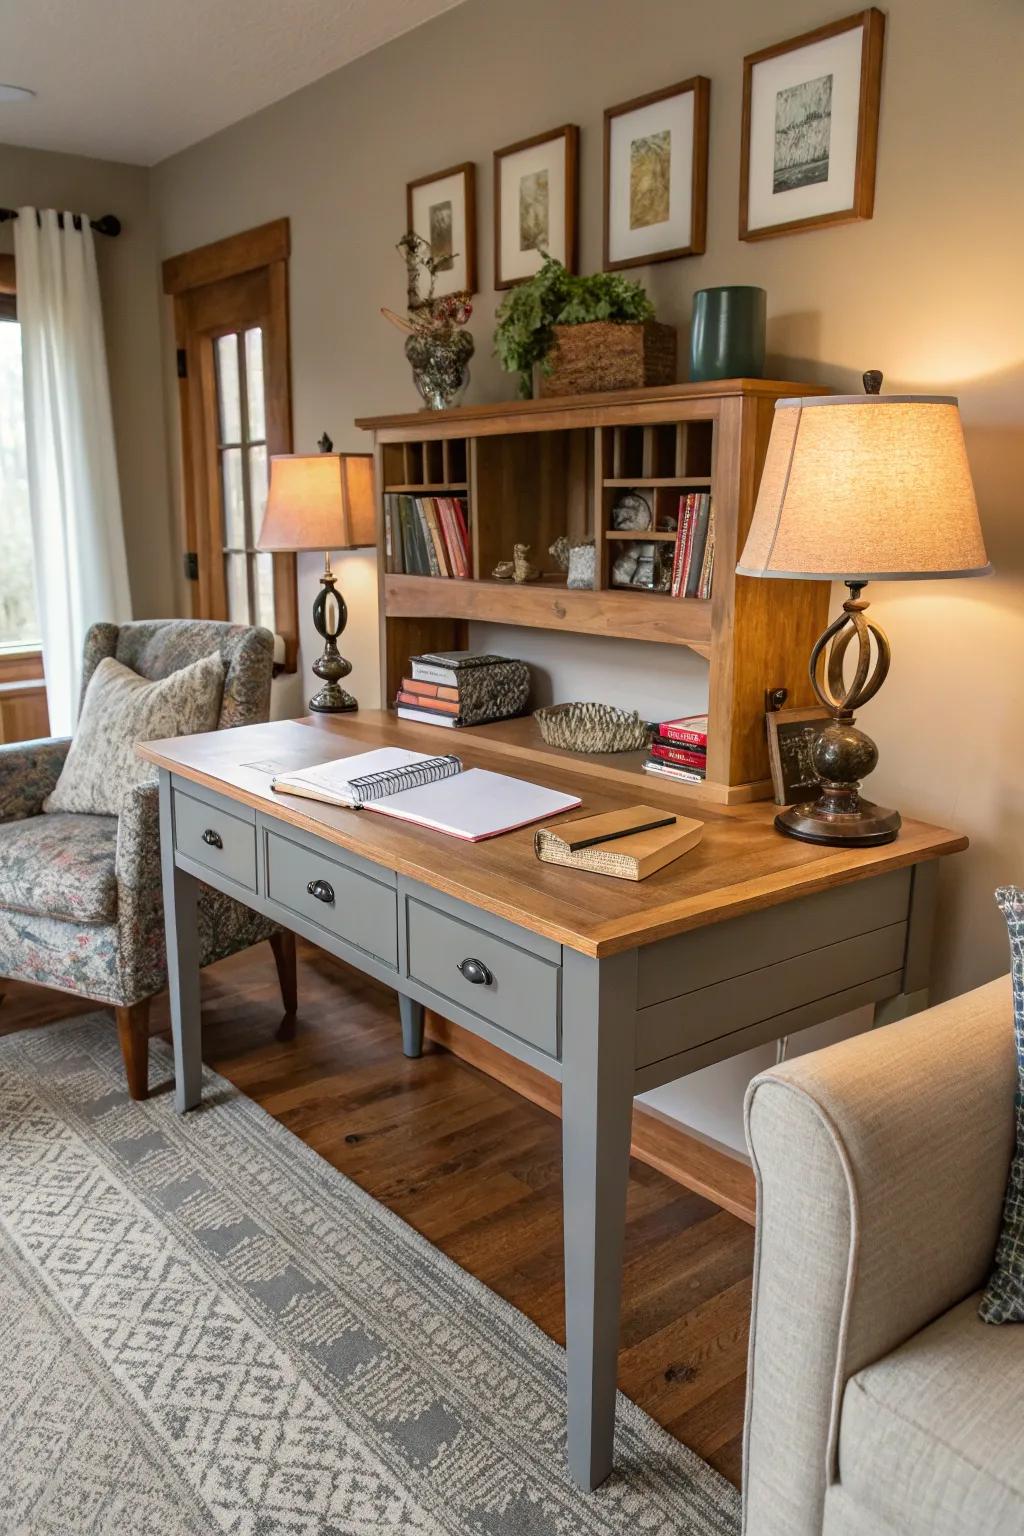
[348,754,462,805]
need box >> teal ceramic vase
[690,286,767,382]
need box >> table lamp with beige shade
[737,374,990,847]
[257,436,376,713]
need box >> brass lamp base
[776,782,901,847]
[308,555,358,714]
[779,581,901,848]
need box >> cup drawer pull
[458,956,493,987]
[201,828,223,849]
[307,878,335,905]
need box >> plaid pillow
[979,885,1024,1323]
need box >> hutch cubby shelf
[356,379,831,805]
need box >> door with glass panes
[165,223,297,669]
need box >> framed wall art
[603,77,709,270]
[765,706,831,806]
[740,8,885,241]
[406,162,477,296]
[493,124,579,289]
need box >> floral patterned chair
[0,619,296,1099]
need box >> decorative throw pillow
[44,652,225,817]
[979,885,1024,1324]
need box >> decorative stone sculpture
[492,543,541,583]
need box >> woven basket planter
[538,320,677,398]
[534,702,649,754]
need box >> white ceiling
[0,0,466,166]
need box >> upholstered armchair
[0,619,296,1099]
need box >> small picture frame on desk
[766,706,830,805]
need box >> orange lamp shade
[737,395,990,581]
[257,452,376,553]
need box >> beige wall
[0,142,176,620]
[146,0,1024,1147]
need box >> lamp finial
[862,369,883,395]
[317,431,334,453]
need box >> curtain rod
[0,209,121,238]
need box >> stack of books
[669,493,715,600]
[385,493,470,579]
[395,650,530,730]
[643,713,708,784]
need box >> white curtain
[14,207,131,735]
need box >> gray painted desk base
[157,768,937,1491]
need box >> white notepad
[271,748,580,841]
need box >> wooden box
[539,320,677,398]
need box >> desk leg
[561,949,636,1491]
[399,994,424,1058]
[158,771,202,1113]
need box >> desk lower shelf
[411,713,772,806]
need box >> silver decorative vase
[405,330,474,411]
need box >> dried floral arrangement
[383,233,475,410]
[382,232,473,342]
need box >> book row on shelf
[385,492,471,579]
[669,493,715,601]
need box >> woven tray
[534,702,649,754]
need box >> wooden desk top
[140,711,967,958]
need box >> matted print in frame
[406,162,477,296]
[740,9,885,241]
[604,77,710,270]
[494,124,579,289]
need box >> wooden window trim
[163,221,298,671]
[161,219,289,296]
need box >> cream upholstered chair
[0,619,296,1099]
[743,977,1023,1536]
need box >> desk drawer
[173,788,257,891]
[265,828,398,968]
[406,896,561,1057]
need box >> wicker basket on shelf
[534,702,649,754]
[538,320,677,397]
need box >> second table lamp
[257,436,376,712]
[737,375,989,846]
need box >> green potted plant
[494,256,676,399]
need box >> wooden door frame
[163,219,298,670]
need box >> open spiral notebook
[270,748,581,842]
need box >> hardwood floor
[0,936,754,1486]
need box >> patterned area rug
[0,1014,741,1535]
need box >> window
[163,220,297,668]
[214,327,275,631]
[0,287,39,653]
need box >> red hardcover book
[403,678,460,702]
[396,690,459,715]
[440,498,468,578]
[669,494,688,598]
[451,497,472,569]
[676,495,698,600]
[658,713,709,747]
[651,742,708,770]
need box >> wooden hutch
[356,379,831,804]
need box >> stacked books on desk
[643,713,708,784]
[669,494,715,600]
[395,650,531,729]
[385,493,471,578]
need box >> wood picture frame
[603,77,710,270]
[766,706,831,805]
[493,124,579,290]
[406,162,477,297]
[740,8,885,242]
